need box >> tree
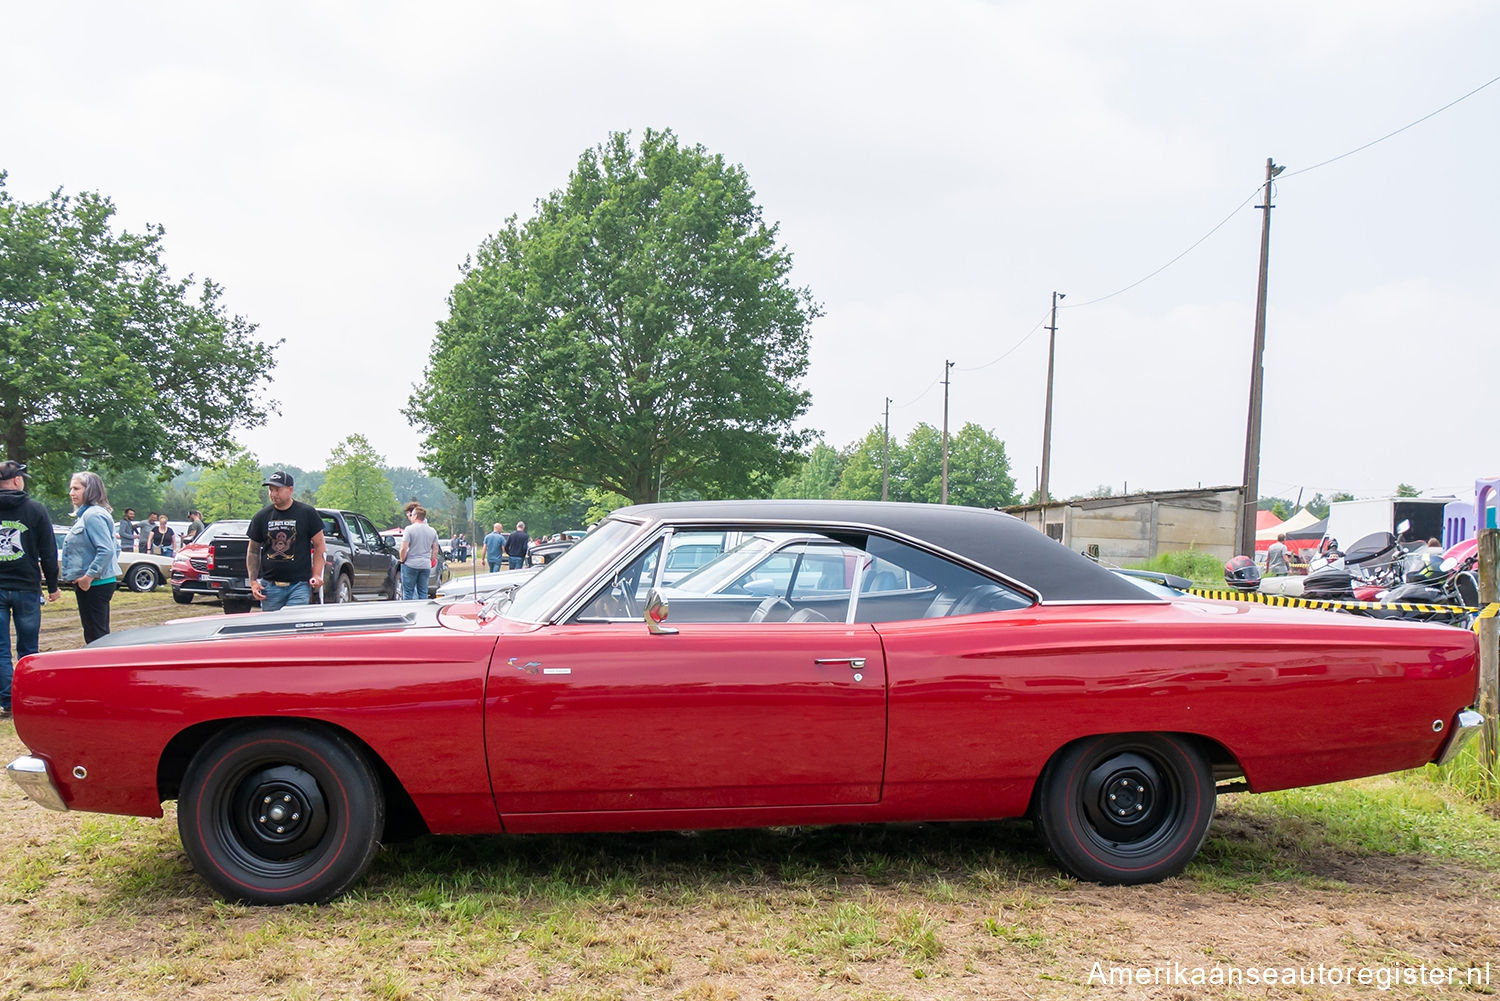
[897,424,947,504]
[1395,483,1420,498]
[407,129,819,505]
[773,442,844,499]
[0,174,279,491]
[943,424,1019,509]
[318,435,400,525]
[196,451,263,521]
[580,487,630,527]
[833,427,891,501]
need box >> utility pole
[1238,157,1284,556]
[1039,291,1064,503]
[1478,528,1498,783]
[941,360,954,504]
[881,397,891,502]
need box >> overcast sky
[4,1,1497,503]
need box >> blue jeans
[401,565,430,600]
[260,580,311,612]
[0,589,42,711]
[508,555,524,569]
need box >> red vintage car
[5,500,1483,904]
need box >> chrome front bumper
[6,755,69,812]
[1434,709,1486,767]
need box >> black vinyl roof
[612,500,1151,603]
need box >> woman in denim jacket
[61,471,122,643]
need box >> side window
[356,515,380,548]
[788,548,850,595]
[853,536,1031,622]
[573,540,663,622]
[730,550,800,596]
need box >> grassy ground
[3,586,1497,999]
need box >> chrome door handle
[815,657,866,669]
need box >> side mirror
[1395,519,1411,535]
[644,587,677,635]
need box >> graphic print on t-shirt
[0,520,25,561]
[263,519,300,564]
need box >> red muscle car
[6,500,1483,904]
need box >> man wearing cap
[246,470,326,612]
[0,461,61,718]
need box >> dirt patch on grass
[1,760,1496,1000]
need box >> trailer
[1324,497,1453,549]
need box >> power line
[956,315,1049,372]
[924,72,1500,376]
[1281,73,1500,179]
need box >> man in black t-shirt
[0,460,60,716]
[503,521,530,569]
[247,470,326,612]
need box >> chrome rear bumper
[1434,709,1485,767]
[6,755,69,812]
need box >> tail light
[207,547,215,572]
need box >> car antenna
[468,477,479,600]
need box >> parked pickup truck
[206,509,399,614]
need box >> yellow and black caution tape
[1472,602,1500,634]
[1184,586,1497,624]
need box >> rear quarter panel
[14,629,502,833]
[873,599,1477,816]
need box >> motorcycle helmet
[1223,555,1261,592]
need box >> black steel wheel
[1033,733,1214,884]
[178,723,385,904]
[128,563,160,592]
[172,589,194,605]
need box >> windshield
[504,519,641,622]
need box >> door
[485,619,887,815]
[348,513,390,596]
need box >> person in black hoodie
[0,460,61,718]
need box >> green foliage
[773,441,843,499]
[318,435,400,524]
[0,173,279,493]
[195,451,263,521]
[407,128,819,504]
[1132,549,1226,584]
[833,426,888,501]
[581,487,630,526]
[1395,482,1420,498]
[1303,492,1336,518]
[1258,496,1292,519]
[898,424,946,504]
[944,423,1018,508]
[826,423,1018,507]
[1420,737,1500,803]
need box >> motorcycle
[1375,553,1480,624]
[1301,529,1405,600]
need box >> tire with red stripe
[178,723,384,904]
[1034,733,1215,884]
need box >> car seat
[750,596,793,623]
